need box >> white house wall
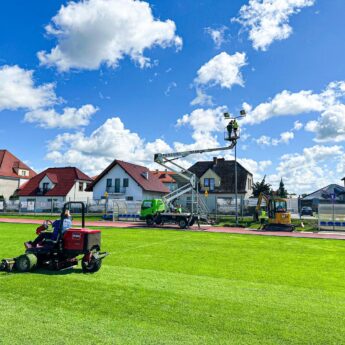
[93,165,143,201]
[0,177,20,200]
[66,181,93,202]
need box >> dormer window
[43,182,49,191]
[19,169,29,177]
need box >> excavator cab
[255,193,294,231]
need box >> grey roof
[302,184,345,200]
[187,158,252,194]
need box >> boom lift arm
[154,140,237,213]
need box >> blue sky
[1,0,345,194]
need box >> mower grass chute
[0,202,109,274]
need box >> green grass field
[0,223,344,345]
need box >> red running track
[0,218,345,240]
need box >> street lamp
[224,110,246,226]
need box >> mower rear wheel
[82,256,102,273]
[15,254,37,272]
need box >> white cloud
[24,104,98,129]
[191,52,247,106]
[305,104,345,142]
[0,65,56,111]
[237,158,272,181]
[242,81,345,125]
[194,52,247,89]
[256,131,294,146]
[164,82,177,96]
[176,107,227,135]
[256,135,271,146]
[267,145,344,194]
[233,0,315,51]
[190,89,214,107]
[277,131,294,144]
[293,120,303,131]
[205,26,228,48]
[38,0,182,71]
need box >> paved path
[1,217,345,240]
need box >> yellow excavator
[255,193,294,232]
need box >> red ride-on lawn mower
[0,202,109,274]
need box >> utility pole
[224,110,246,227]
[235,141,238,226]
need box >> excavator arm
[256,193,270,212]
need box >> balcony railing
[106,187,127,194]
[36,188,50,196]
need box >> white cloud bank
[192,52,247,106]
[233,0,315,51]
[268,145,344,194]
[45,107,345,194]
[47,108,228,174]
[38,0,182,71]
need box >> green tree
[277,178,288,198]
[252,176,272,197]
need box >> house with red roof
[18,167,93,204]
[88,160,169,201]
[0,149,36,200]
[151,170,177,192]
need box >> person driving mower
[29,210,72,248]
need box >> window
[123,178,129,188]
[43,182,49,190]
[115,178,121,193]
[79,182,84,192]
[106,179,112,187]
[126,196,133,201]
[142,201,152,209]
[204,178,215,191]
[209,179,215,191]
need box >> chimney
[213,157,218,165]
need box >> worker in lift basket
[233,119,239,138]
[226,120,234,140]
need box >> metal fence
[318,203,345,231]
[0,199,111,215]
[0,197,301,220]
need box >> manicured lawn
[0,223,344,345]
